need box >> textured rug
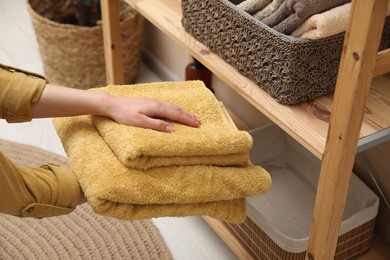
[0,139,173,260]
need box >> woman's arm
[32,84,201,132]
[1,64,201,216]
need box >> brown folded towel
[262,0,351,35]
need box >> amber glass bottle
[185,58,213,92]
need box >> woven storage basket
[224,125,379,259]
[225,218,375,260]
[181,0,390,105]
[28,0,143,89]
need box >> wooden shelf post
[306,0,389,259]
[101,0,124,85]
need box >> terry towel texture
[92,81,252,170]
[53,81,271,224]
[262,0,351,35]
[291,3,390,39]
[238,0,272,14]
[253,0,285,20]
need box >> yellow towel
[52,83,272,224]
[92,81,252,170]
[291,3,390,39]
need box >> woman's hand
[32,84,200,132]
[104,95,200,132]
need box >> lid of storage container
[246,125,379,253]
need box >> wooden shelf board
[125,0,390,159]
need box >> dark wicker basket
[181,0,390,104]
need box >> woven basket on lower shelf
[225,217,375,260]
[223,125,379,259]
[28,0,143,89]
[181,0,390,104]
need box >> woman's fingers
[146,99,201,128]
[109,97,201,132]
[134,115,174,132]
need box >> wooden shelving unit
[122,0,390,160]
[101,0,390,259]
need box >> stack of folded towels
[53,81,271,224]
[236,0,390,39]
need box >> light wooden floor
[0,1,237,259]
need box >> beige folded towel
[238,0,272,15]
[261,0,350,35]
[53,82,272,224]
[92,81,252,170]
[253,0,285,20]
[291,3,390,39]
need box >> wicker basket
[223,125,379,259]
[225,218,375,260]
[28,0,143,89]
[181,0,390,104]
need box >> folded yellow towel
[92,81,252,170]
[52,83,272,223]
[291,3,390,39]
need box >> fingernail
[166,125,173,132]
